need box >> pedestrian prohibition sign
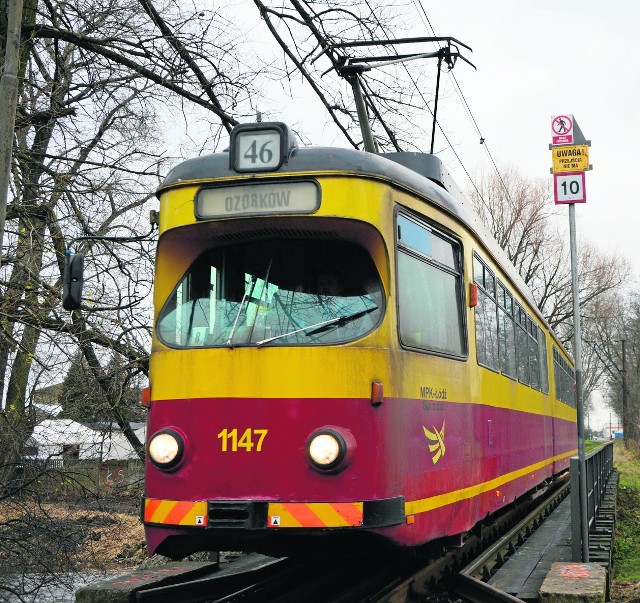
[554,172,586,204]
[551,115,574,145]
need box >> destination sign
[196,181,320,219]
[552,145,590,173]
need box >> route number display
[229,123,294,173]
[554,172,586,204]
[235,130,281,170]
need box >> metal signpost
[550,114,591,562]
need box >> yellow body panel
[405,448,576,516]
[143,161,578,560]
[152,171,576,421]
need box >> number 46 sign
[554,172,586,204]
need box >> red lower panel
[144,396,576,549]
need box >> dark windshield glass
[157,239,383,347]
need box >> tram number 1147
[217,428,269,452]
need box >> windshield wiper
[227,276,256,346]
[304,306,378,335]
[255,305,378,346]
[256,317,342,346]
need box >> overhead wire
[296,0,399,150]
[357,0,481,197]
[297,0,505,203]
[413,0,515,204]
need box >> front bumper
[142,496,405,530]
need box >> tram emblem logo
[423,421,446,464]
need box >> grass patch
[585,439,606,453]
[613,440,640,583]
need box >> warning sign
[552,145,589,173]
[551,115,573,145]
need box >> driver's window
[157,239,384,348]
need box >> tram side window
[397,215,465,357]
[515,303,530,385]
[553,346,576,407]
[529,319,541,390]
[538,329,549,394]
[497,283,517,379]
[473,255,499,371]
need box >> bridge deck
[488,496,573,602]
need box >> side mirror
[62,252,84,311]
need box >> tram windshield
[157,239,383,348]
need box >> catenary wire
[413,0,516,204]
[357,0,483,199]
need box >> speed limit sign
[554,172,586,204]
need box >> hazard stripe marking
[268,503,301,527]
[144,498,163,522]
[287,504,326,527]
[164,501,197,525]
[267,502,363,528]
[144,499,208,526]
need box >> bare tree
[0,0,273,597]
[252,0,463,152]
[467,166,630,341]
[467,167,630,412]
[0,0,272,469]
[587,292,640,443]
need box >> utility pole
[0,0,24,268]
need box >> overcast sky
[237,1,639,285]
[414,1,640,288]
[417,1,638,430]
[225,1,634,428]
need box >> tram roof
[158,146,559,344]
[160,146,464,207]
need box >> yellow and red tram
[142,122,577,558]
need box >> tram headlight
[148,429,184,470]
[306,428,351,471]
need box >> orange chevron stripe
[285,503,326,527]
[163,501,197,525]
[144,498,208,526]
[144,498,163,522]
[333,502,364,526]
[267,502,363,528]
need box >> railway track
[122,475,570,602]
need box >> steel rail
[376,474,570,602]
[450,476,571,603]
[135,554,295,602]
[461,477,570,580]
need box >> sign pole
[551,114,590,562]
[569,202,589,562]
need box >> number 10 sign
[554,172,586,204]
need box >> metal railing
[571,441,615,561]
